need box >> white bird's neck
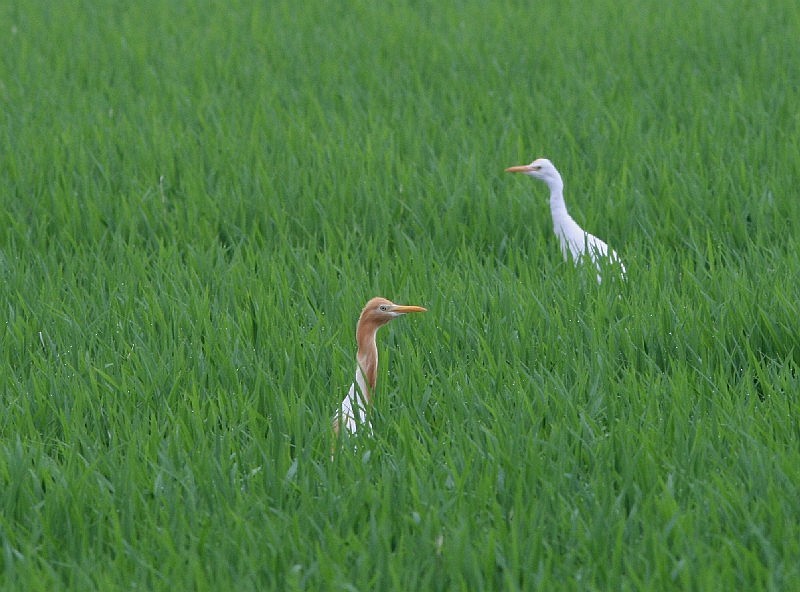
[546,178,579,233]
[544,177,589,263]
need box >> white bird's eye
[532,166,541,171]
[379,305,389,311]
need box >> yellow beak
[391,305,427,314]
[505,165,533,173]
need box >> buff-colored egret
[333,297,427,437]
[506,158,625,282]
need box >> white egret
[333,297,427,437]
[506,158,625,282]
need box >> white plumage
[506,158,625,282]
[338,364,370,435]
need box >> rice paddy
[1,0,799,589]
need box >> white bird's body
[506,158,625,282]
[333,297,427,439]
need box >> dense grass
[1,0,799,589]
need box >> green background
[1,1,799,589]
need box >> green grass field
[2,0,800,589]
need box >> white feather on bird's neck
[542,167,586,261]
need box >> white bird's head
[505,158,563,190]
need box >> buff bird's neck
[355,322,380,400]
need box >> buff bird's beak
[390,304,427,314]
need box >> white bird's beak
[505,165,534,173]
